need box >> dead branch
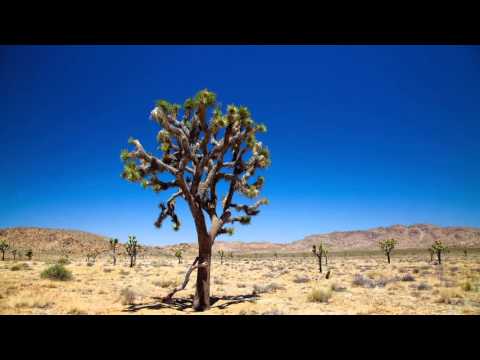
[162,257,208,302]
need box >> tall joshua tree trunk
[387,252,391,264]
[437,251,441,265]
[193,233,212,311]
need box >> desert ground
[1,251,480,315]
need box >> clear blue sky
[1,45,479,245]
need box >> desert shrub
[119,270,130,276]
[40,264,72,281]
[417,282,432,291]
[10,263,30,271]
[103,267,113,273]
[214,278,225,285]
[401,274,416,282]
[237,283,246,288]
[375,277,391,288]
[56,257,70,265]
[67,308,88,315]
[352,274,375,288]
[412,268,419,274]
[120,288,136,305]
[460,280,473,292]
[437,288,463,305]
[154,279,175,288]
[307,287,332,303]
[293,274,310,283]
[86,262,94,267]
[252,282,285,294]
[330,282,347,292]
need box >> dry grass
[1,253,479,314]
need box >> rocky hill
[290,224,480,252]
[1,224,479,256]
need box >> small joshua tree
[121,89,270,311]
[85,249,99,265]
[273,251,278,260]
[110,238,119,266]
[431,240,447,265]
[463,247,468,258]
[324,248,329,266]
[25,249,33,261]
[229,252,234,259]
[312,243,326,274]
[0,240,9,261]
[174,249,183,264]
[126,235,139,268]
[218,250,225,265]
[379,238,397,264]
[11,248,17,261]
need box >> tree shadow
[123,293,259,313]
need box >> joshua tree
[379,238,397,264]
[125,235,139,268]
[273,251,278,260]
[428,247,434,262]
[218,250,225,265]
[174,249,183,264]
[463,247,468,258]
[431,240,447,265]
[11,248,17,261]
[324,249,329,266]
[25,249,33,261]
[0,240,9,261]
[229,252,234,259]
[312,243,326,274]
[110,238,119,266]
[120,89,270,311]
[85,249,99,265]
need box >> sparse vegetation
[25,249,33,261]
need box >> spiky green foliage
[431,240,448,264]
[312,243,326,273]
[126,235,139,268]
[218,249,225,264]
[25,249,33,261]
[0,240,9,261]
[379,238,397,263]
[120,89,270,238]
[110,238,119,265]
[174,249,183,264]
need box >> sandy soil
[1,253,479,315]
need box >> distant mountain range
[2,224,478,256]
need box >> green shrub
[40,264,72,281]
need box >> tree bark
[193,232,212,311]
[437,252,441,265]
[1,251,4,261]
[387,253,390,264]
